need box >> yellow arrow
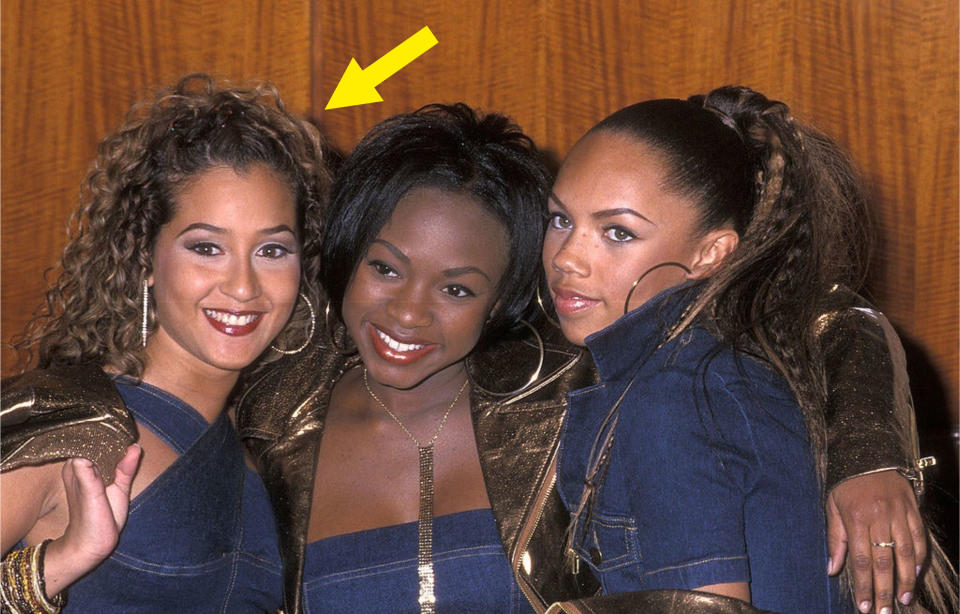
[325,26,438,110]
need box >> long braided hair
[589,85,870,482]
[577,85,955,613]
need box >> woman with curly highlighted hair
[1,73,329,612]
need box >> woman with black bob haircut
[320,102,548,346]
[239,102,598,614]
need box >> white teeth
[204,309,259,326]
[376,328,426,353]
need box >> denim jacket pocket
[572,511,641,574]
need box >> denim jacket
[557,285,847,612]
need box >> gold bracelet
[32,540,65,613]
[0,542,64,614]
[1,549,25,613]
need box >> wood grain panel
[1,0,312,373]
[313,0,547,154]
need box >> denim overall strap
[114,379,210,453]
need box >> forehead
[169,164,297,228]
[377,185,509,271]
[553,131,684,214]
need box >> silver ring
[871,541,895,548]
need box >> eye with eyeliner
[603,225,637,243]
[368,259,399,278]
[443,283,476,298]
[186,241,222,256]
[257,243,295,259]
[547,211,571,230]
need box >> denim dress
[62,379,283,612]
[300,508,532,613]
[557,286,851,614]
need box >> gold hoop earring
[468,320,544,397]
[535,285,560,329]
[623,261,692,315]
[324,301,356,355]
[271,292,316,355]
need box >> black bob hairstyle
[320,103,552,343]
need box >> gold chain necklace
[362,368,469,613]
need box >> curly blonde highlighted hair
[13,73,330,376]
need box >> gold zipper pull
[567,548,580,574]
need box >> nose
[550,231,590,278]
[384,281,433,329]
[221,256,262,302]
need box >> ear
[487,298,504,323]
[688,229,739,279]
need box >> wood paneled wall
[4,1,957,428]
[1,0,313,373]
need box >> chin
[558,323,588,348]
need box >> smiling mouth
[368,324,435,364]
[203,309,263,336]
[376,327,427,352]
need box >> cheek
[267,262,303,310]
[152,257,212,309]
[541,233,562,268]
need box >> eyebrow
[176,223,297,238]
[372,239,410,264]
[593,208,656,226]
[549,193,657,227]
[443,266,491,281]
[372,239,492,281]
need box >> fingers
[845,511,875,613]
[104,445,141,530]
[906,500,928,574]
[868,531,896,614]
[61,458,107,519]
[825,495,848,576]
[889,520,917,606]
[111,445,141,495]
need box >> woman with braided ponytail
[541,86,955,613]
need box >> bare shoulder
[1,460,68,552]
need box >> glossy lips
[203,308,264,336]
[550,287,601,317]
[367,323,436,365]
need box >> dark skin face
[308,186,510,540]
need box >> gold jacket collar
[236,322,598,613]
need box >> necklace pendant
[417,444,436,613]
[361,369,469,613]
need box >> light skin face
[543,130,738,347]
[342,186,509,395]
[145,164,301,392]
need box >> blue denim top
[62,379,282,612]
[557,285,850,613]
[300,508,533,613]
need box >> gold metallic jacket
[235,286,921,614]
[1,364,137,485]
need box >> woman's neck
[361,362,470,420]
[139,349,239,423]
